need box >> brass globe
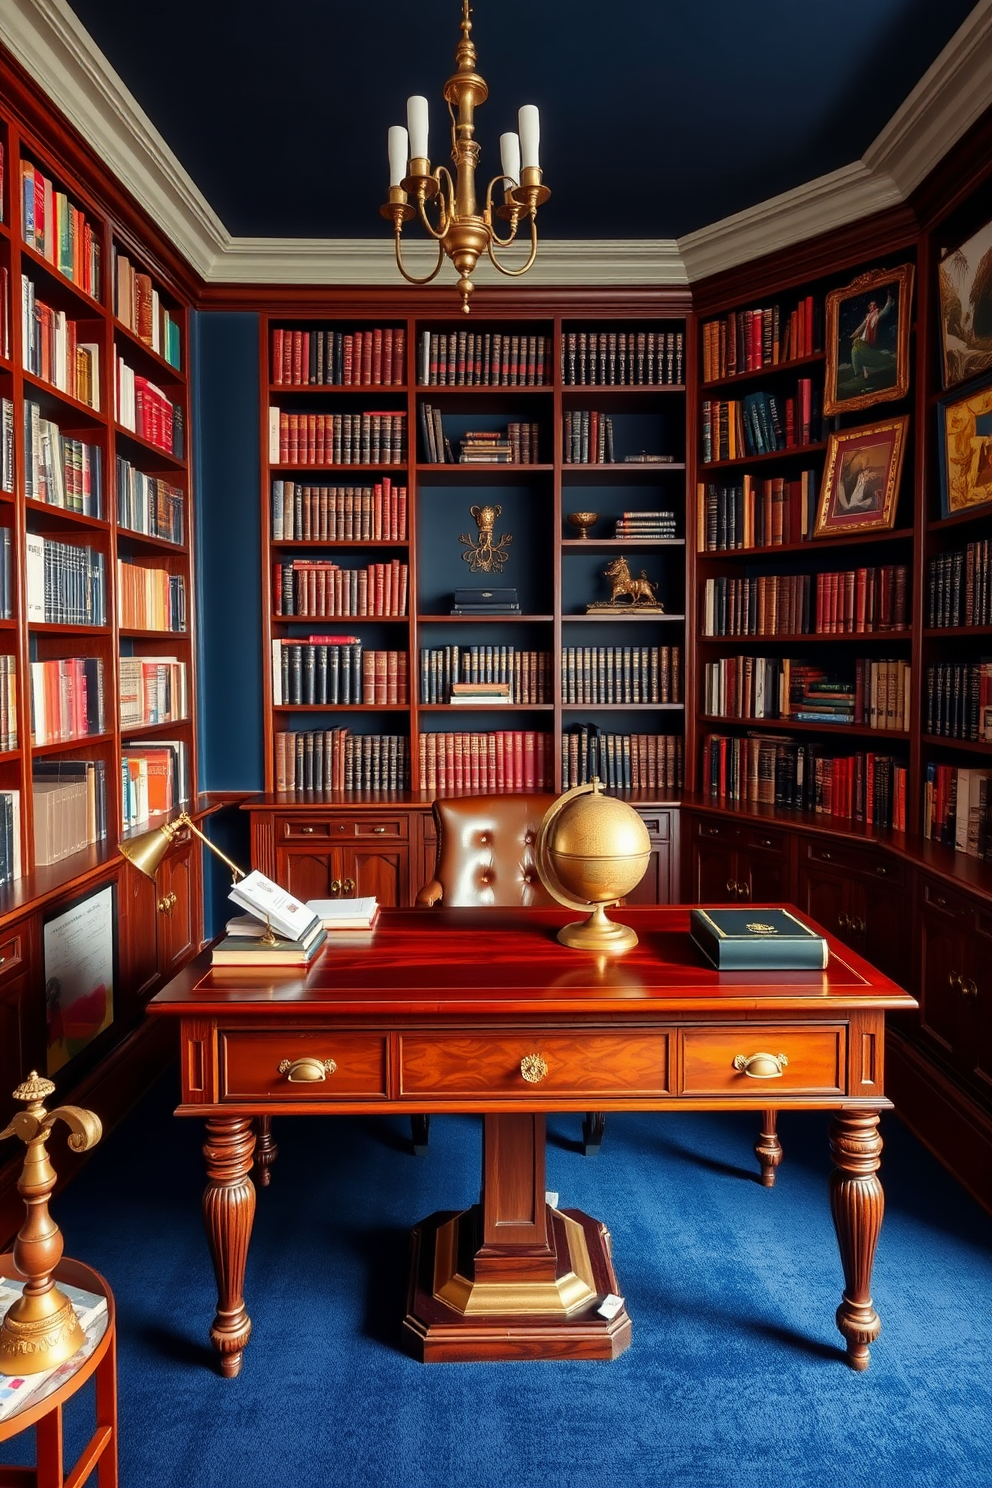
[536,779,651,951]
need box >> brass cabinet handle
[733,1051,789,1079]
[157,891,177,914]
[520,1053,549,1084]
[301,826,315,835]
[342,878,356,895]
[278,1057,337,1082]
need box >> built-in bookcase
[259,297,690,805]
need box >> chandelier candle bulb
[407,95,430,162]
[388,126,409,188]
[518,105,540,169]
[500,131,521,187]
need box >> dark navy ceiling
[67,0,979,241]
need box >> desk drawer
[399,1032,670,1099]
[681,1026,846,1096]
[219,1031,388,1100]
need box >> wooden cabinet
[798,839,909,990]
[685,813,792,905]
[916,877,992,1104]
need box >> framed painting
[937,379,992,519]
[938,216,992,389]
[814,417,908,538]
[44,882,117,1076]
[823,264,914,416]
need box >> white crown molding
[3,0,992,290]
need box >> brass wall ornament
[381,1,551,313]
[0,1073,103,1374]
[586,555,664,612]
[460,503,513,573]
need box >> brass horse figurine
[603,555,662,607]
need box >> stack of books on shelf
[613,511,677,540]
[274,729,409,792]
[923,765,992,859]
[449,682,512,705]
[23,402,102,514]
[926,661,992,740]
[212,872,327,968]
[32,759,106,865]
[450,587,520,615]
[459,430,512,463]
[112,249,181,368]
[563,411,614,464]
[270,478,407,541]
[927,541,992,627]
[700,732,906,829]
[273,327,405,387]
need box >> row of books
[114,356,184,456]
[419,730,553,793]
[273,328,406,387]
[700,568,909,638]
[274,729,409,792]
[614,510,678,540]
[700,380,822,463]
[561,330,683,386]
[701,296,821,383]
[21,277,100,408]
[0,655,16,751]
[23,401,102,514]
[26,535,106,626]
[268,409,407,467]
[697,472,819,550]
[0,530,11,621]
[562,727,683,796]
[561,645,681,705]
[701,731,906,829]
[1,398,12,492]
[20,160,102,298]
[121,740,189,827]
[563,410,614,464]
[270,478,407,542]
[116,460,184,544]
[0,790,20,887]
[117,559,187,632]
[30,656,104,745]
[273,559,409,618]
[112,248,181,367]
[33,758,107,866]
[271,640,408,706]
[704,656,911,730]
[923,764,992,858]
[118,656,187,729]
[925,661,992,741]
[419,646,552,705]
[926,542,992,629]
[419,330,551,387]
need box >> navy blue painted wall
[191,311,263,932]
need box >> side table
[0,1257,117,1488]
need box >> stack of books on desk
[213,870,326,967]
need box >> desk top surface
[148,906,917,1018]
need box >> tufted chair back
[416,793,558,908]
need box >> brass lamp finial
[0,1075,102,1374]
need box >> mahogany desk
[147,905,916,1375]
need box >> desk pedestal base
[404,1205,631,1362]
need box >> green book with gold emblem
[689,907,828,969]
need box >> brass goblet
[567,511,599,540]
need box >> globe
[535,779,651,951]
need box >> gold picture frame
[823,265,914,417]
[814,417,908,538]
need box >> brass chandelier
[381,1,550,313]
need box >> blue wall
[191,311,264,931]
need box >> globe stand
[535,780,651,953]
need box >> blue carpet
[6,1074,990,1488]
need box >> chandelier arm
[394,233,446,286]
[487,212,539,277]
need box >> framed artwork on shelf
[938,216,992,390]
[823,264,914,416]
[937,379,992,519]
[43,882,117,1076]
[814,416,908,537]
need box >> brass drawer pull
[278,1057,337,1082]
[520,1054,549,1084]
[733,1051,789,1079]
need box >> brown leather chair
[414,792,606,1157]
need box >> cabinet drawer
[681,1026,846,1096]
[0,933,24,986]
[399,1032,671,1099]
[219,1031,388,1100]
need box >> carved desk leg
[253,1116,278,1187]
[202,1116,256,1378]
[829,1109,883,1371]
[755,1109,783,1187]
